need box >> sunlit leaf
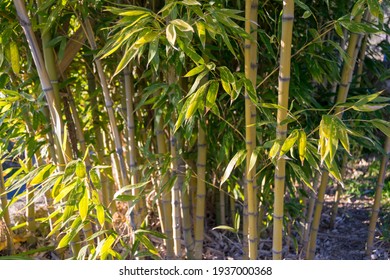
[298,130,307,165]
[96,204,105,227]
[9,42,20,75]
[280,129,299,157]
[206,81,219,112]
[171,19,194,32]
[79,187,89,221]
[30,164,55,185]
[166,23,177,47]
[196,21,206,49]
[370,119,390,137]
[220,150,246,186]
[184,64,206,77]
[212,225,237,233]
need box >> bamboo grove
[0,0,389,259]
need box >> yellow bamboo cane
[366,136,390,256]
[83,19,129,189]
[13,0,67,169]
[194,120,207,260]
[244,0,259,260]
[273,0,294,260]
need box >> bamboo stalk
[306,13,364,260]
[13,0,67,169]
[154,102,174,258]
[123,65,145,227]
[83,18,129,189]
[86,69,113,214]
[244,0,259,260]
[180,160,194,259]
[273,0,294,260]
[301,171,320,257]
[366,136,390,256]
[193,120,207,260]
[329,153,348,228]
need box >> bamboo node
[272,214,283,220]
[278,75,291,82]
[282,15,294,21]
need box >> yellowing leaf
[9,41,20,75]
[119,10,150,17]
[184,65,206,77]
[280,129,299,157]
[196,21,206,49]
[269,140,281,160]
[76,160,86,179]
[96,204,105,227]
[30,164,55,185]
[166,24,176,47]
[298,130,307,165]
[79,187,89,221]
[171,19,194,32]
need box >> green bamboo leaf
[339,128,350,155]
[119,10,151,17]
[96,204,105,227]
[196,21,206,49]
[89,169,102,190]
[79,187,89,221]
[352,104,388,112]
[334,22,344,38]
[182,0,201,5]
[269,140,281,160]
[136,234,160,256]
[351,0,366,17]
[302,11,312,19]
[187,70,209,95]
[114,46,138,77]
[185,81,209,120]
[206,81,219,111]
[325,156,343,184]
[62,204,75,225]
[134,229,167,239]
[370,119,390,137]
[248,150,258,176]
[219,66,235,97]
[288,162,314,191]
[113,181,150,200]
[220,150,246,186]
[30,164,55,185]
[298,130,307,165]
[242,77,257,103]
[76,160,86,179]
[352,91,383,107]
[9,41,20,75]
[339,19,379,34]
[280,130,300,157]
[184,64,206,77]
[177,39,204,64]
[367,0,383,19]
[166,23,177,47]
[147,38,159,68]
